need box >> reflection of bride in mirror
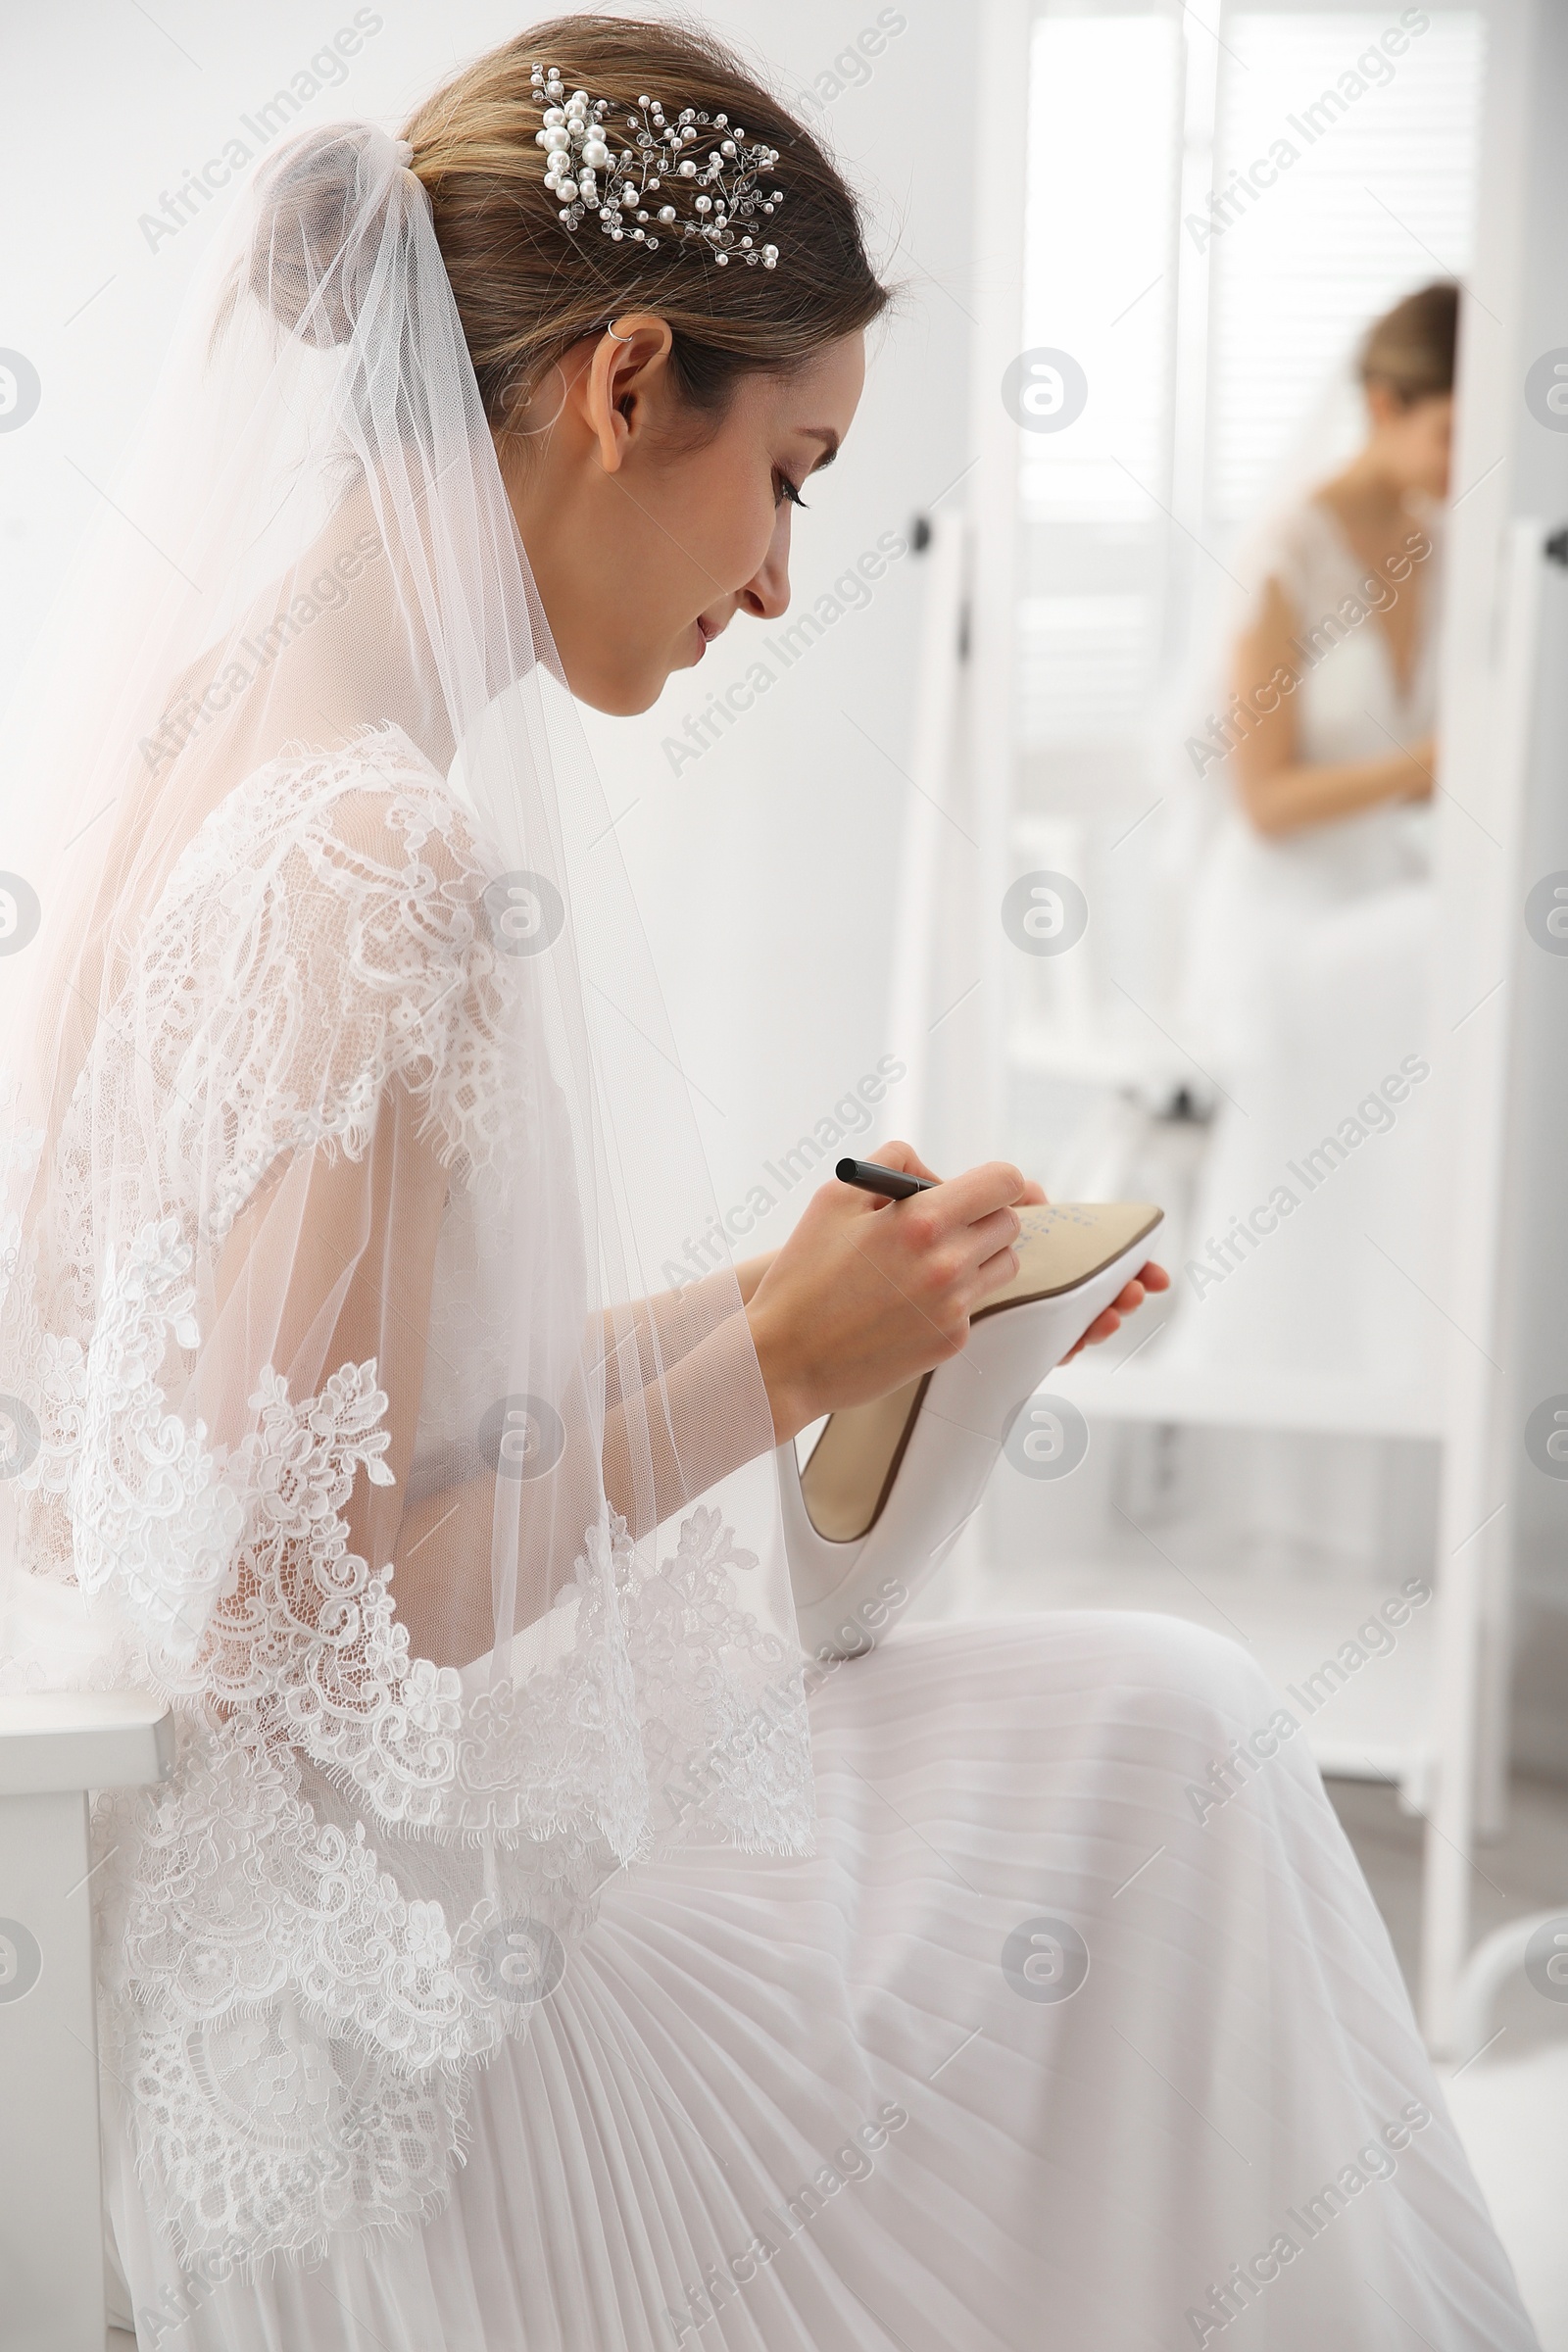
[1176,283,1456,1402]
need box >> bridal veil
[0,121,810,2271]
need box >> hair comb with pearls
[530,62,783,268]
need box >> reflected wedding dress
[0,127,1536,2352]
[1180,495,1441,1395]
[1166,494,1443,1568]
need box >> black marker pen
[835,1157,936,1200]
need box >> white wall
[1486,0,1568,1776]
[0,1,976,1239]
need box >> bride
[0,20,1536,2349]
[1169,284,1453,1565]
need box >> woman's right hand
[744,1142,1028,1444]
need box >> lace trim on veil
[0,730,812,2265]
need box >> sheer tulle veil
[0,121,811,2266]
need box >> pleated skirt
[107,1611,1539,2349]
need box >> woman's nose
[737,509,792,622]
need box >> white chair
[0,1690,174,2352]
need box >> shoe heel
[780,1203,1162,1659]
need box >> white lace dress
[1178,497,1440,1396]
[5,739,1532,2349]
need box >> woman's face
[499,322,867,713]
[1367,384,1453,503]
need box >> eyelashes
[774,469,808,511]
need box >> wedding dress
[0,127,1536,2350]
[1178,494,1441,1395]
[1161,491,1443,1571]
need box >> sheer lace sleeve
[22,731,523,1669]
[158,730,523,1242]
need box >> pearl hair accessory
[529,62,783,269]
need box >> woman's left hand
[1063,1258,1171,1359]
[882,1157,1169,1359]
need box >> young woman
[1221,282,1451,849]
[1172,288,1453,1557]
[0,24,1534,2350]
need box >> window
[1007,3,1484,1107]
[1015,6,1482,757]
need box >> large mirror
[957,2,1487,1805]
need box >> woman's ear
[584,314,675,475]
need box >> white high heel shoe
[779,1201,1163,1660]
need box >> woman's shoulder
[126,724,521,1202]
[197,723,489,890]
[1248,495,1357,612]
[197,721,511,995]
[153,722,504,995]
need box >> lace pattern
[73,1221,245,1662]
[0,733,812,2266]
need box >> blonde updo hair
[1358,281,1459,408]
[400,14,892,427]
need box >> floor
[1332,1776,1568,2351]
